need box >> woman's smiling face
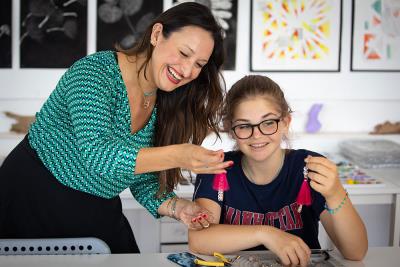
[149,24,214,92]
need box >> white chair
[0,237,110,255]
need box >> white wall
[1,0,400,133]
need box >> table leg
[390,194,400,247]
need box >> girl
[189,75,367,266]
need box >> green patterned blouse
[28,51,174,218]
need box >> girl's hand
[305,156,344,200]
[177,144,233,174]
[261,227,311,267]
[174,198,214,230]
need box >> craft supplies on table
[230,250,343,267]
[323,153,385,188]
[336,161,384,188]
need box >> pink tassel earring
[296,166,312,213]
[213,173,229,201]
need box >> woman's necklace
[142,89,157,109]
[242,151,285,185]
[130,56,157,109]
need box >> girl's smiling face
[232,97,290,163]
[148,24,214,92]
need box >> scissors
[193,252,240,266]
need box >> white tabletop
[0,247,399,267]
[367,168,400,187]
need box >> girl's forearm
[323,198,368,260]
[188,224,268,255]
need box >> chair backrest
[0,237,111,255]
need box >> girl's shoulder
[282,149,325,173]
[224,150,242,163]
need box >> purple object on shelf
[306,103,323,133]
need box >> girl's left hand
[174,198,214,230]
[305,156,344,200]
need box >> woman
[189,75,367,266]
[0,2,231,253]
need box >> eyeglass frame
[231,118,281,140]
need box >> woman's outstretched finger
[189,215,210,230]
[199,149,224,164]
[197,161,233,174]
[189,217,203,230]
[197,215,210,228]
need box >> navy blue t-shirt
[193,149,325,249]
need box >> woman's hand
[174,198,214,230]
[176,144,233,174]
[305,156,345,200]
[260,227,311,267]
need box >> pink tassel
[296,167,312,213]
[213,173,229,201]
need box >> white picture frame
[351,0,400,72]
[250,0,342,72]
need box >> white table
[365,168,400,247]
[0,247,399,267]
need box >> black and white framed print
[20,0,88,68]
[0,0,12,68]
[251,0,342,72]
[97,0,163,52]
[351,0,400,71]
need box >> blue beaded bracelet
[324,190,348,215]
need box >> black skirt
[0,135,139,254]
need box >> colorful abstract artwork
[351,0,400,71]
[251,0,342,71]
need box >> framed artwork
[173,0,238,70]
[97,0,163,51]
[20,0,87,68]
[351,0,400,71]
[0,0,12,68]
[251,0,342,72]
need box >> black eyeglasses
[231,118,281,139]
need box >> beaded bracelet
[324,190,348,215]
[170,196,179,220]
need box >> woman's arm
[306,156,368,260]
[65,59,230,180]
[188,198,311,267]
[135,144,232,175]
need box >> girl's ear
[151,23,163,46]
[281,115,292,133]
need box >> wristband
[324,190,348,215]
[170,197,179,220]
